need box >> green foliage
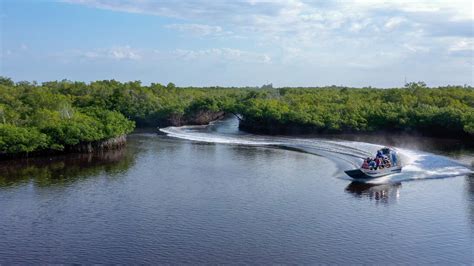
[186,97,220,114]
[82,107,135,139]
[0,76,248,155]
[0,75,472,156]
[237,86,474,137]
[0,77,14,87]
[0,78,137,155]
[0,124,49,153]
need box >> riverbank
[167,110,226,127]
[235,85,474,140]
[238,119,474,141]
[0,135,128,160]
[0,110,226,160]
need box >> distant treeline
[236,82,474,138]
[0,77,472,156]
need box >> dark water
[0,118,473,264]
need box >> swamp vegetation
[0,77,472,156]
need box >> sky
[0,0,473,87]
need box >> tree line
[235,82,474,137]
[0,77,472,156]
[0,77,245,155]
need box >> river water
[0,117,473,264]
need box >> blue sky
[1,0,473,87]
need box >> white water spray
[160,119,473,184]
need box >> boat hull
[345,166,402,179]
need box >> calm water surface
[0,118,473,264]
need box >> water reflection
[345,182,402,204]
[467,174,474,228]
[0,148,135,188]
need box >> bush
[0,125,50,154]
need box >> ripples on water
[0,117,472,264]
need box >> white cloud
[55,46,270,65]
[107,46,141,60]
[165,24,224,37]
[448,38,474,61]
[55,0,474,85]
[64,1,473,42]
[349,0,472,20]
[384,17,406,30]
[403,43,430,53]
[56,45,142,61]
[174,48,271,63]
[449,39,474,52]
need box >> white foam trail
[160,121,473,184]
[160,126,278,145]
[367,149,472,184]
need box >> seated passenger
[369,160,376,170]
[362,158,369,169]
[378,158,385,169]
[376,150,383,158]
[375,157,382,168]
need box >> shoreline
[162,115,474,150]
[0,135,128,161]
[2,112,472,161]
[238,119,473,142]
[0,110,226,161]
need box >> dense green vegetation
[0,76,472,157]
[236,82,474,137]
[0,77,135,155]
[0,77,245,156]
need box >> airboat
[345,147,402,179]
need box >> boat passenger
[391,151,398,166]
[362,158,370,169]
[376,150,383,158]
[369,159,376,170]
[375,157,382,168]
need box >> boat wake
[160,118,472,184]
